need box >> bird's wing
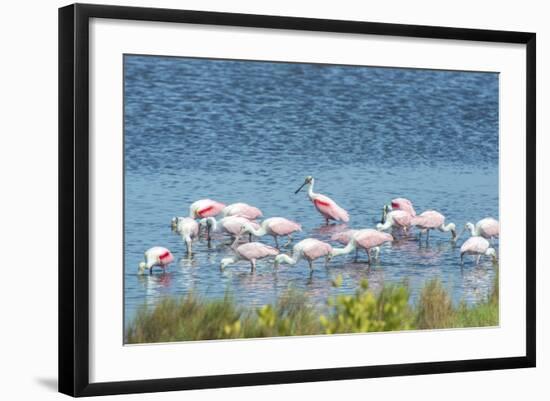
[412,210,442,228]
[480,218,499,237]
[392,211,413,227]
[302,239,332,259]
[330,229,357,245]
[238,242,279,259]
[461,237,488,254]
[267,218,302,236]
[355,229,393,249]
[391,198,416,216]
[313,194,350,222]
[195,199,226,218]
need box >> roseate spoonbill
[460,236,497,265]
[138,247,174,274]
[330,229,393,263]
[274,238,333,269]
[170,217,199,254]
[189,199,225,219]
[200,216,260,241]
[389,197,416,216]
[462,217,499,242]
[295,176,349,225]
[331,229,360,259]
[411,210,457,242]
[220,242,279,272]
[376,207,413,233]
[240,217,302,247]
[222,202,263,220]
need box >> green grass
[125,270,499,344]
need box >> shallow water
[124,55,499,326]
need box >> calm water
[124,55,499,326]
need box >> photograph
[123,54,500,344]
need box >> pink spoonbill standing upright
[462,217,499,242]
[220,242,280,272]
[274,238,333,270]
[460,236,497,265]
[189,199,226,219]
[330,229,393,263]
[411,210,457,242]
[138,246,174,274]
[222,202,263,220]
[171,217,199,255]
[240,217,302,247]
[295,176,350,225]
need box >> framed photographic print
[58,3,536,397]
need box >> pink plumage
[236,242,280,260]
[189,199,226,219]
[460,237,490,255]
[220,216,260,236]
[411,210,445,229]
[331,229,359,245]
[301,238,333,261]
[222,202,263,220]
[266,217,302,236]
[391,198,416,216]
[312,194,350,223]
[354,229,394,249]
[391,210,413,228]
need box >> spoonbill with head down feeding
[462,217,499,242]
[377,206,413,234]
[222,202,263,220]
[200,216,260,241]
[239,217,302,247]
[274,238,333,269]
[138,246,174,274]
[220,242,279,272]
[411,210,457,242]
[330,229,393,263]
[189,199,226,219]
[295,176,349,225]
[171,217,199,254]
[460,236,497,265]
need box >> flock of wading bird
[138,176,499,274]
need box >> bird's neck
[466,224,477,236]
[247,222,266,236]
[200,217,218,232]
[331,239,356,257]
[307,179,317,199]
[277,254,297,266]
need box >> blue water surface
[124,55,499,327]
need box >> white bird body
[464,217,499,241]
[220,242,280,272]
[138,247,174,274]
[460,237,497,265]
[171,217,199,254]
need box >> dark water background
[124,55,499,326]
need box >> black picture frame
[59,3,536,397]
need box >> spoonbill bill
[220,242,279,272]
[460,236,497,265]
[189,199,225,219]
[200,216,260,240]
[171,217,199,254]
[462,217,499,242]
[295,176,349,225]
[274,238,333,269]
[390,197,416,216]
[411,210,457,242]
[330,229,393,263]
[240,217,302,247]
[138,247,174,274]
[377,207,413,233]
[222,202,263,220]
